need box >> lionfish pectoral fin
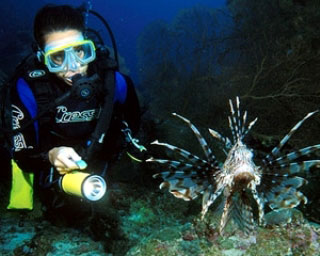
[251,187,265,226]
[158,179,201,201]
[219,194,233,235]
[268,144,320,167]
[265,176,308,210]
[153,165,211,201]
[200,186,224,220]
[265,110,319,163]
[172,113,219,167]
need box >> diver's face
[43,29,88,86]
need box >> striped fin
[201,185,224,219]
[149,160,205,179]
[208,128,232,151]
[269,144,320,166]
[157,178,208,201]
[149,160,212,201]
[228,97,258,143]
[172,113,218,167]
[150,140,208,166]
[219,194,233,234]
[251,187,265,226]
[263,160,320,176]
[228,99,240,142]
[263,176,308,210]
[244,117,258,138]
[265,110,319,163]
[232,192,255,233]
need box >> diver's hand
[48,146,86,175]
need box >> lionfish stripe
[243,117,258,137]
[251,188,265,226]
[282,160,320,175]
[229,99,240,141]
[228,116,236,143]
[236,97,242,135]
[150,140,207,165]
[201,186,224,219]
[208,128,232,150]
[219,195,232,234]
[160,178,208,201]
[242,111,247,134]
[269,191,307,209]
[271,176,307,190]
[266,110,319,162]
[271,144,320,165]
[172,113,217,166]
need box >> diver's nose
[65,51,81,72]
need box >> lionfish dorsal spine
[228,97,257,143]
[228,98,241,142]
[208,128,232,151]
[242,110,248,134]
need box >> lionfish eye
[247,150,254,158]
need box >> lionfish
[147,97,320,234]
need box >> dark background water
[0,0,226,82]
[1,1,320,254]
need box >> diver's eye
[73,45,85,59]
[50,50,65,65]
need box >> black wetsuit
[10,55,140,179]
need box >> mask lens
[44,40,96,72]
[49,50,65,66]
[72,41,95,63]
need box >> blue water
[0,0,226,83]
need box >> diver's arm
[10,82,50,173]
[48,146,85,175]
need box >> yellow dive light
[59,161,107,201]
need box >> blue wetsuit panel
[114,72,127,104]
[16,78,39,143]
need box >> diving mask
[42,37,96,73]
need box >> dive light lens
[82,175,107,201]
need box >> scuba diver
[5,4,141,228]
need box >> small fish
[147,97,320,234]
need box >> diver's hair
[33,4,85,49]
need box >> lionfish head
[227,141,257,191]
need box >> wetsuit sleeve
[11,78,50,173]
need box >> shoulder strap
[84,67,116,160]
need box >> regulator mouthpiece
[60,171,107,201]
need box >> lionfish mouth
[233,171,255,190]
[232,164,255,189]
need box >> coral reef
[1,181,320,255]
